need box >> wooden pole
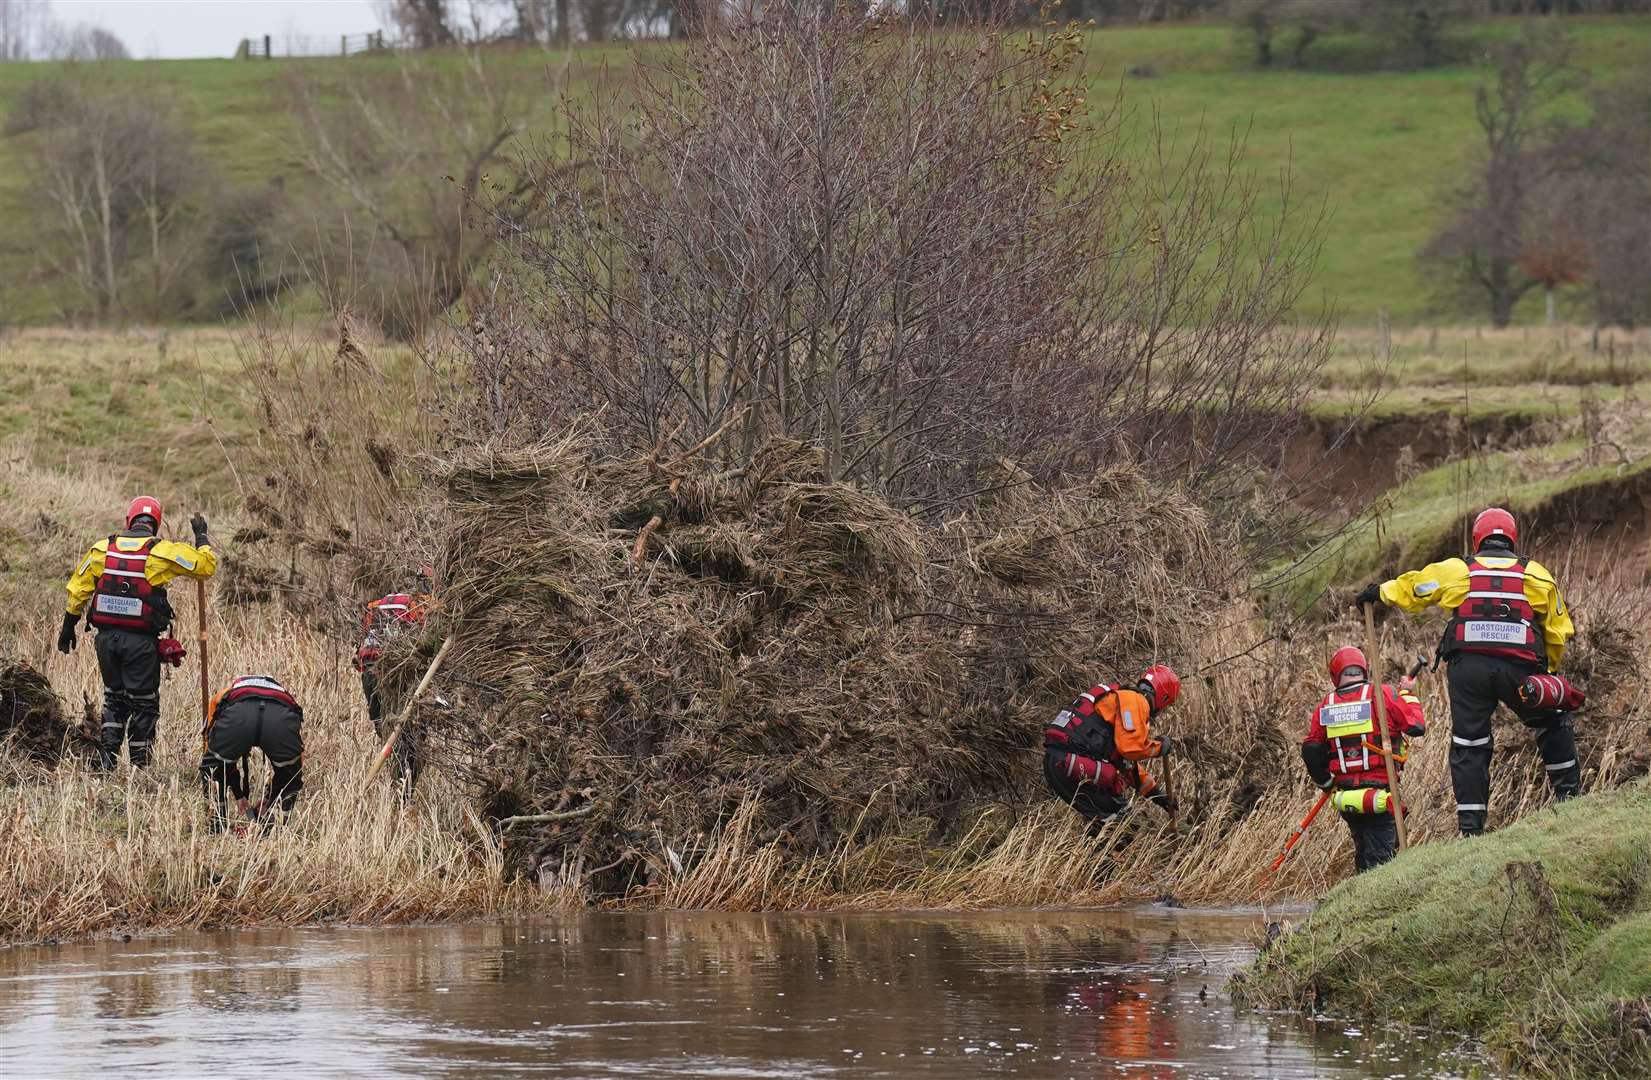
[1159,747,1176,826]
[364,636,453,787]
[1363,602,1409,851]
[197,578,210,725]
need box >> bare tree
[24,81,210,318]
[1361,0,1469,67]
[40,21,130,60]
[468,3,1332,522]
[1421,25,1579,327]
[1233,1,1351,68]
[288,51,531,338]
[380,0,459,46]
[0,0,49,60]
[1550,79,1651,329]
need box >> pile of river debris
[397,428,1231,894]
[0,660,89,774]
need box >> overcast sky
[52,0,385,60]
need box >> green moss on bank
[1234,780,1651,1079]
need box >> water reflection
[0,908,1489,1078]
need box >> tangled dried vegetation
[399,425,1229,899]
[0,659,91,773]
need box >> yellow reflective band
[1332,788,1391,814]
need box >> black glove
[1149,790,1178,815]
[1313,775,1333,792]
[191,513,210,547]
[57,612,79,654]
[1155,734,1173,758]
[1354,583,1382,609]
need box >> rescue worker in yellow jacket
[1355,507,1576,837]
[59,496,217,770]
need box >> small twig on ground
[498,804,598,829]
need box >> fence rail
[236,31,387,60]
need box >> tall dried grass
[2,319,1646,944]
[0,450,552,944]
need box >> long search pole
[1363,602,1409,851]
[364,636,453,788]
[1261,790,1331,883]
[197,578,210,724]
[1159,746,1176,826]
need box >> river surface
[0,906,1492,1078]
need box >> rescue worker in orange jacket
[1356,507,1578,837]
[1301,646,1426,872]
[59,496,217,770]
[356,570,431,788]
[200,674,304,831]
[1044,665,1180,831]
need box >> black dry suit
[200,675,304,829]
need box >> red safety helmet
[1472,507,1517,551]
[1328,645,1368,684]
[125,495,163,532]
[1139,664,1180,710]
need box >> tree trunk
[1488,258,1517,329]
[1545,285,1556,326]
[93,139,118,318]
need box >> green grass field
[0,18,1644,326]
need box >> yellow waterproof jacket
[1379,553,1572,671]
[65,533,218,617]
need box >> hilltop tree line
[0,8,1644,331]
[1235,0,1651,70]
[383,0,1651,50]
[1423,26,1650,327]
[0,0,128,61]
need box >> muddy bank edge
[1233,779,1651,1079]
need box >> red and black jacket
[1302,680,1425,790]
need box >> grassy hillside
[0,19,1645,325]
[1234,780,1651,1079]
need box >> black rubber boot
[98,691,129,771]
[126,692,160,768]
[1534,713,1581,800]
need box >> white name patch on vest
[1463,621,1527,644]
[94,595,144,618]
[1320,700,1374,738]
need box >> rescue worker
[200,674,304,830]
[58,496,217,771]
[1301,645,1426,872]
[1043,665,1180,831]
[357,570,431,788]
[1355,507,1578,837]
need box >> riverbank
[1234,780,1651,1079]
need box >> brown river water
[0,906,1494,1078]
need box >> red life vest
[217,675,302,717]
[1311,682,1405,789]
[1045,683,1123,761]
[358,593,422,666]
[1446,555,1542,665]
[88,535,167,634]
